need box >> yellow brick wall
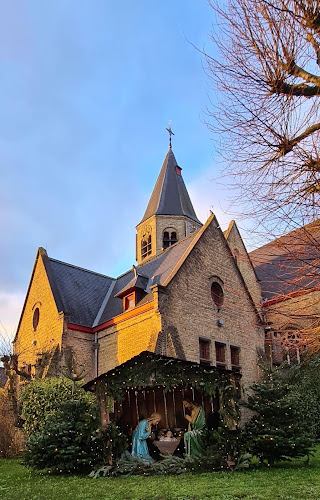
[265,290,320,360]
[98,305,161,374]
[265,290,320,330]
[14,253,63,370]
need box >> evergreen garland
[92,352,240,425]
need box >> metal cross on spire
[166,121,175,149]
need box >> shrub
[21,377,97,437]
[24,399,102,473]
[286,355,320,439]
[244,367,315,465]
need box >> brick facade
[14,250,64,375]
[158,218,264,420]
[98,303,161,374]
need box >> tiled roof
[249,220,320,301]
[48,258,115,327]
[139,148,201,225]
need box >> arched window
[163,231,170,248]
[171,232,178,244]
[211,282,224,308]
[281,326,303,363]
[33,307,40,331]
[163,229,178,249]
[141,234,152,259]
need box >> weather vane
[166,121,174,149]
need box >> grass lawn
[1,448,320,500]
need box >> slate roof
[98,232,198,324]
[41,230,198,328]
[249,220,320,302]
[139,148,201,225]
[47,258,115,327]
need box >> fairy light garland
[90,353,240,423]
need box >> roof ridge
[114,233,199,280]
[115,268,134,280]
[48,257,115,280]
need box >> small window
[141,235,152,259]
[163,231,170,249]
[211,282,224,308]
[233,249,239,263]
[124,293,135,311]
[33,308,40,331]
[163,229,178,249]
[230,346,240,368]
[215,342,226,366]
[171,232,178,244]
[199,338,211,365]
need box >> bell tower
[136,144,202,264]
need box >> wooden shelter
[83,351,240,433]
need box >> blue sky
[0,1,240,337]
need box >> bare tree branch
[207,0,320,354]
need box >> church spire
[139,148,201,225]
[136,146,202,264]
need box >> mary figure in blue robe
[131,412,161,462]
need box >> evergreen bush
[21,377,97,437]
[244,367,315,465]
[24,399,102,473]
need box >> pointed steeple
[139,148,201,225]
[136,148,202,264]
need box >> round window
[33,307,40,331]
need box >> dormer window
[163,230,178,249]
[124,293,135,311]
[141,235,152,259]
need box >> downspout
[94,332,99,379]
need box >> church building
[13,144,264,424]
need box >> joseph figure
[183,400,206,458]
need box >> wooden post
[96,379,109,425]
